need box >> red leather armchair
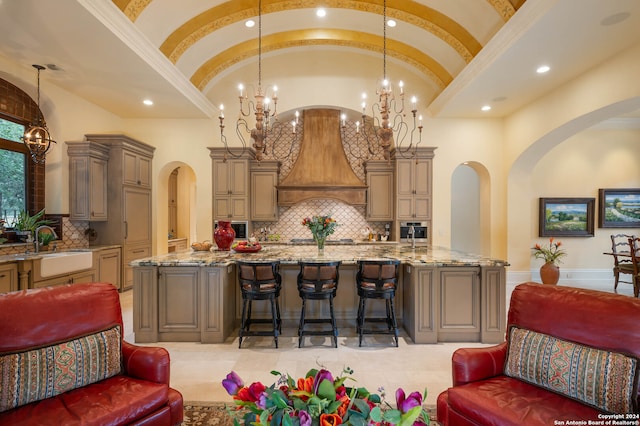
[437,283,640,425]
[0,282,183,425]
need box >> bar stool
[236,261,282,348]
[297,261,341,348]
[356,259,401,347]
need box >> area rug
[183,402,438,426]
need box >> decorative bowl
[191,240,213,251]
[232,242,262,253]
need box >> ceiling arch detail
[152,0,483,65]
[191,29,453,92]
[113,0,151,22]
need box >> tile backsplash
[0,217,89,256]
[253,199,389,242]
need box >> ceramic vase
[540,261,560,285]
[214,220,235,251]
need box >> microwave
[229,221,249,239]
[399,222,428,243]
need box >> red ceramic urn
[214,220,235,251]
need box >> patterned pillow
[0,325,122,412]
[504,326,638,413]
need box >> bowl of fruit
[231,240,262,253]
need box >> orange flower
[336,395,350,418]
[297,376,314,393]
[320,413,342,426]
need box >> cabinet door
[99,248,121,290]
[0,264,17,294]
[251,171,278,221]
[414,160,431,197]
[229,160,248,196]
[396,159,414,196]
[158,267,200,333]
[124,188,152,245]
[367,171,393,220]
[138,156,152,187]
[213,159,230,196]
[123,151,139,186]
[230,197,248,219]
[89,157,108,220]
[124,245,151,291]
[69,156,90,220]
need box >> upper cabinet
[395,148,435,221]
[66,141,110,221]
[365,160,394,221]
[250,160,280,221]
[210,148,249,220]
[123,149,152,188]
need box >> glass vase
[315,236,326,256]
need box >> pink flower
[395,388,422,413]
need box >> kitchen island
[131,244,508,344]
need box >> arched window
[0,78,46,226]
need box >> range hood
[277,109,367,206]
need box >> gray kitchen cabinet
[365,160,394,221]
[250,160,279,221]
[396,155,432,220]
[97,247,121,291]
[66,141,110,221]
[210,148,249,220]
[85,134,155,292]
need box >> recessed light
[481,105,491,111]
[316,8,326,18]
[143,99,153,106]
[245,19,255,28]
[536,65,550,74]
[387,19,397,27]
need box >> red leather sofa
[437,283,640,425]
[0,282,183,425]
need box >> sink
[39,251,93,277]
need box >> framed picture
[539,198,595,237]
[598,188,640,228]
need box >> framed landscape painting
[598,188,640,228]
[539,197,595,237]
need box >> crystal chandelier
[218,0,296,161]
[350,0,423,161]
[22,64,57,164]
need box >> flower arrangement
[531,237,567,264]
[222,367,430,426]
[301,215,339,242]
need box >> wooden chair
[628,236,640,298]
[610,233,635,290]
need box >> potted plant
[14,209,52,242]
[531,237,567,285]
[38,231,56,251]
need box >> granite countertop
[131,244,509,268]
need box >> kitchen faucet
[408,225,416,249]
[35,225,58,253]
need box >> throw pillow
[505,326,638,413]
[0,325,122,412]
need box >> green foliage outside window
[0,118,27,225]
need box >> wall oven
[399,221,428,243]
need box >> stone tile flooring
[120,280,634,406]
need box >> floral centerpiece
[532,237,567,285]
[531,237,566,265]
[222,367,430,426]
[301,215,339,251]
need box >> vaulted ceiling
[1,0,639,120]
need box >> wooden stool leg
[239,298,248,348]
[329,296,338,348]
[298,297,306,348]
[270,297,279,348]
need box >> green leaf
[398,406,422,426]
[317,379,336,401]
[369,406,382,422]
[350,399,370,416]
[382,409,402,424]
[271,390,290,409]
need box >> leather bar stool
[297,261,341,348]
[356,259,401,347]
[236,261,282,348]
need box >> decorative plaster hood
[277,109,367,206]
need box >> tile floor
[120,280,635,406]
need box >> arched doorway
[451,162,491,255]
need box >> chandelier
[349,0,423,161]
[218,0,297,161]
[22,64,57,164]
